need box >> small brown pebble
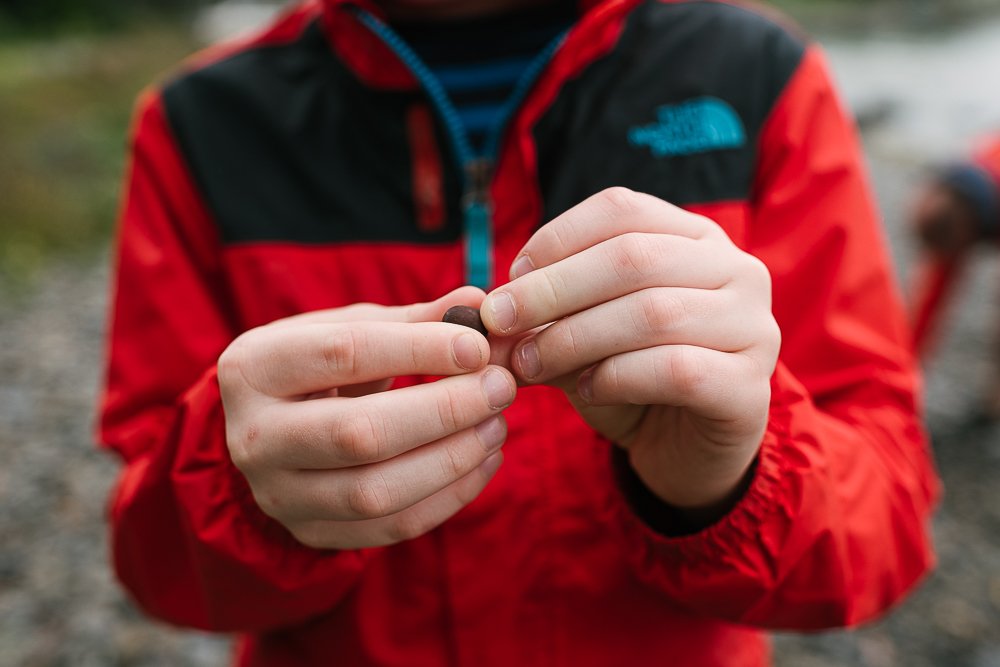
[442,305,488,337]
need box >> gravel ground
[2,20,1000,667]
[0,251,233,666]
[2,140,999,667]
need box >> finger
[485,324,548,377]
[246,366,516,469]
[287,452,503,550]
[279,415,507,522]
[227,321,491,398]
[580,345,772,423]
[482,233,735,335]
[408,286,488,323]
[506,188,723,279]
[511,287,770,383]
[269,286,487,328]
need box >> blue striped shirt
[392,1,576,153]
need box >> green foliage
[0,1,203,35]
[0,22,200,287]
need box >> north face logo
[628,97,746,158]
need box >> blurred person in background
[98,0,940,665]
[909,135,1000,419]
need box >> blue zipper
[352,7,568,289]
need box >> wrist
[611,445,758,536]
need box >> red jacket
[100,1,940,665]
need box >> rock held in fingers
[443,305,488,337]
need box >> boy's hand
[217,288,515,550]
[481,188,780,522]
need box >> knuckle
[226,434,254,472]
[691,212,727,240]
[435,391,465,434]
[597,186,639,216]
[766,316,782,354]
[251,488,283,520]
[289,523,331,550]
[532,216,573,259]
[346,472,393,519]
[322,329,361,378]
[439,442,469,480]
[454,467,488,506]
[533,266,565,314]
[757,316,782,365]
[332,411,384,463]
[666,348,707,397]
[754,307,779,339]
[546,219,576,255]
[636,290,687,337]
[386,513,432,544]
[216,346,241,386]
[741,252,773,289]
[557,320,583,360]
[612,233,659,282]
[217,335,254,390]
[225,417,265,473]
[597,357,624,397]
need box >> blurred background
[1,0,999,665]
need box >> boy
[100,1,939,664]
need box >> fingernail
[453,333,483,370]
[578,369,594,403]
[483,368,514,409]
[516,340,541,380]
[510,254,534,280]
[486,292,516,333]
[475,415,506,452]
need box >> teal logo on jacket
[628,97,746,158]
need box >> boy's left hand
[481,188,780,522]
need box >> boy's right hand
[217,288,515,550]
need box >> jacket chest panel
[163,21,466,249]
[532,0,803,239]
[220,243,465,328]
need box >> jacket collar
[318,0,639,89]
[321,0,613,19]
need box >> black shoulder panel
[162,20,462,245]
[533,0,806,219]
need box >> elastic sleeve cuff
[605,362,807,569]
[610,446,760,538]
[938,162,1000,239]
[609,420,787,565]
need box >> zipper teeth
[352,8,569,167]
[353,9,474,167]
[482,31,568,159]
[350,7,570,289]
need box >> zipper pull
[462,158,495,289]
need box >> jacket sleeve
[607,46,941,629]
[98,91,372,632]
